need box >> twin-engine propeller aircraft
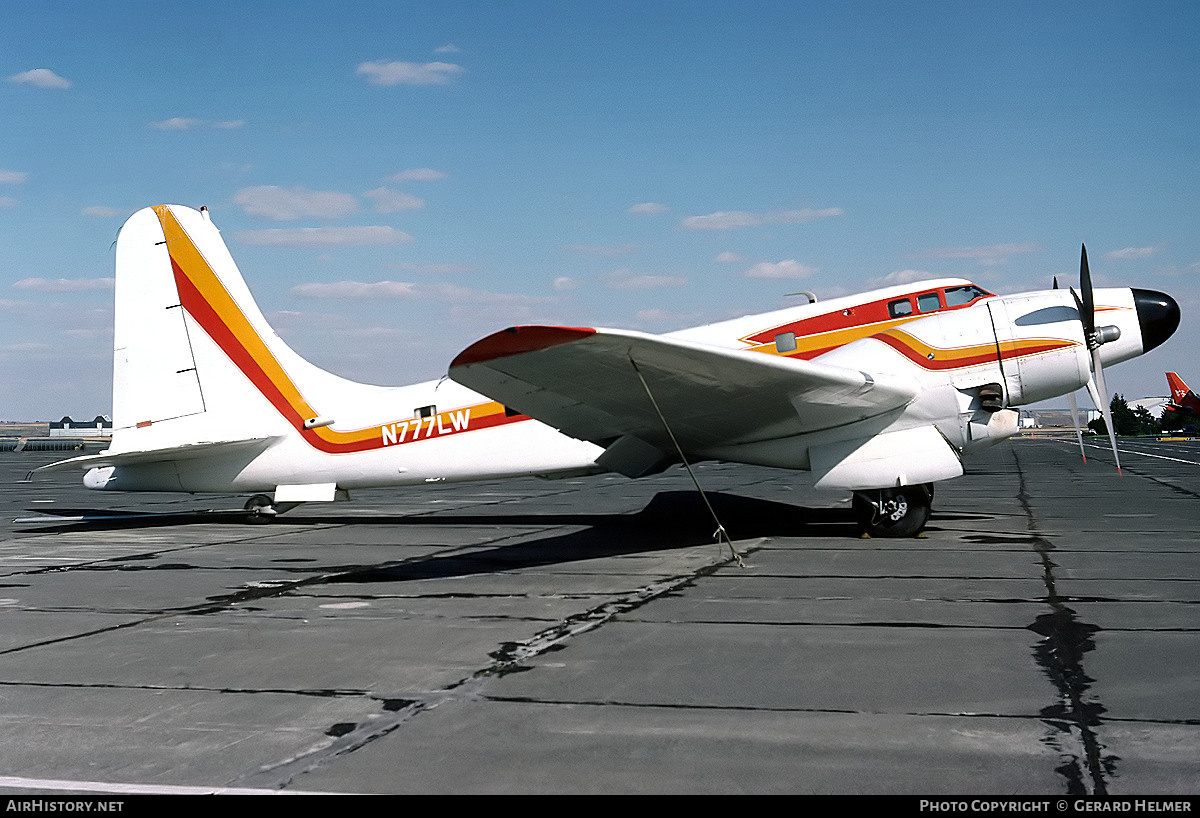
[36,205,1179,537]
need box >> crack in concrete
[229,538,765,791]
[1010,445,1114,796]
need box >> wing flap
[450,326,916,454]
[810,425,963,490]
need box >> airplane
[1163,372,1200,419]
[34,204,1180,538]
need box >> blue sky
[2,1,1197,420]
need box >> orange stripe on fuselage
[740,288,1085,372]
[873,328,1078,370]
[153,206,529,453]
[744,316,920,359]
[741,288,991,361]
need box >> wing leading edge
[449,325,917,474]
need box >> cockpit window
[888,298,913,318]
[944,285,989,307]
[917,292,941,313]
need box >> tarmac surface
[0,436,1197,795]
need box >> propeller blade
[1070,286,1085,322]
[1067,391,1086,463]
[1077,243,1121,474]
[1080,243,1096,337]
[1090,347,1122,476]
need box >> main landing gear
[852,484,933,538]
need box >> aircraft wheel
[244,493,278,523]
[852,485,932,538]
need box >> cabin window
[775,331,797,353]
[917,292,941,313]
[414,405,436,419]
[888,299,913,318]
[944,285,989,307]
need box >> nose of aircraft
[1132,289,1181,353]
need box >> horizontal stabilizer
[35,437,278,474]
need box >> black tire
[243,493,277,524]
[852,485,932,538]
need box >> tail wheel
[852,484,932,538]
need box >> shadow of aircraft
[17,490,854,544]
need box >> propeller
[1067,391,1086,463]
[1068,244,1122,475]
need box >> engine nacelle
[984,293,1091,406]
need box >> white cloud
[629,308,705,329]
[434,44,462,54]
[553,276,580,291]
[12,277,115,292]
[387,262,476,276]
[714,251,744,264]
[293,281,419,299]
[628,202,668,215]
[151,117,244,131]
[680,207,843,231]
[363,187,424,213]
[292,280,549,305]
[236,226,413,247]
[151,117,203,131]
[873,269,937,286]
[606,269,687,290]
[565,243,636,258]
[744,260,817,279]
[1106,246,1158,260]
[429,283,552,305]
[388,168,447,182]
[233,186,360,221]
[0,197,16,208]
[633,308,686,325]
[0,170,29,184]
[908,243,1041,266]
[8,68,70,89]
[82,206,121,217]
[356,60,464,86]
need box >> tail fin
[109,205,393,456]
[1166,372,1191,403]
[1165,372,1200,414]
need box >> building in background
[48,416,112,438]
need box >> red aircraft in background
[1164,372,1200,420]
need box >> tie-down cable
[628,356,745,567]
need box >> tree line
[1087,394,1195,437]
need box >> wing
[449,326,916,474]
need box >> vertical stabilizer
[112,208,206,430]
[1166,372,1200,414]
[1167,372,1190,403]
[108,205,305,454]
[107,204,427,462]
